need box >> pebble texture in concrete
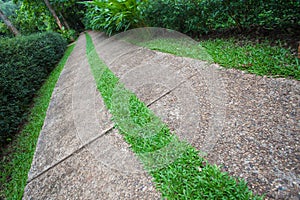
[90,30,299,200]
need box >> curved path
[23,31,299,199]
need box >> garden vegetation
[0,32,67,146]
[84,0,300,37]
[0,0,299,199]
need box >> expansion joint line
[27,125,114,184]
[146,73,197,107]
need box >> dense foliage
[0,32,67,145]
[0,0,20,36]
[0,0,18,16]
[14,1,56,34]
[83,0,146,35]
[51,0,86,32]
[83,0,300,37]
[0,0,86,41]
[2,0,298,39]
[142,0,300,36]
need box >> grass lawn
[86,33,263,199]
[200,38,300,80]
[0,44,75,200]
[136,37,299,80]
[137,38,213,62]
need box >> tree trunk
[43,0,64,31]
[60,12,74,42]
[0,8,20,36]
[60,12,70,30]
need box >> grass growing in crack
[86,33,263,199]
[200,38,300,80]
[0,44,75,200]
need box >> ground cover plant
[200,39,300,80]
[0,44,75,200]
[86,32,263,199]
[137,37,300,80]
[136,38,213,62]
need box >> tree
[43,0,63,31]
[51,0,86,31]
[0,8,19,36]
[44,0,76,41]
[14,0,65,32]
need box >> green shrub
[141,0,206,35]
[142,0,300,36]
[83,0,300,36]
[216,0,300,30]
[0,32,67,145]
[83,0,145,36]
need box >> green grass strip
[85,33,263,199]
[136,37,299,80]
[200,38,300,80]
[0,44,75,200]
[136,38,213,62]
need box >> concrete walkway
[23,34,160,199]
[23,31,299,199]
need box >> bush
[0,32,67,145]
[142,0,300,36]
[141,0,205,35]
[83,0,300,37]
[216,0,300,30]
[83,0,145,36]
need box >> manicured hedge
[0,32,67,145]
